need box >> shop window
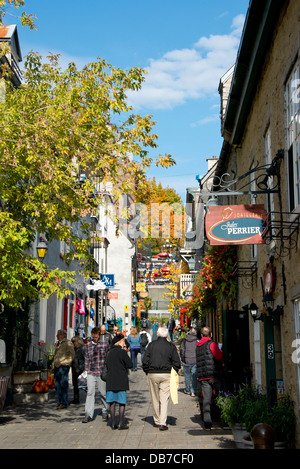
[285,61,300,212]
[293,298,300,394]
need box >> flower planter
[230,424,249,449]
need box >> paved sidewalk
[0,366,235,450]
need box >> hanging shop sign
[108,292,118,300]
[205,204,267,245]
[180,274,196,299]
[263,263,276,295]
[100,274,115,288]
[136,282,146,293]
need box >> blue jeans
[183,363,197,394]
[130,348,139,370]
[54,366,70,407]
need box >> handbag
[78,371,87,388]
[101,362,108,381]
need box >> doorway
[223,310,251,392]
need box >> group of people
[50,321,223,432]
[180,326,223,430]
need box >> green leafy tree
[0,51,175,308]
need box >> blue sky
[8,0,249,200]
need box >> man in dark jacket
[180,327,198,397]
[196,326,223,430]
[142,326,181,431]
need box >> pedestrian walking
[140,327,151,361]
[196,326,223,430]
[100,324,112,347]
[140,317,148,329]
[180,327,198,397]
[82,326,110,423]
[70,336,85,404]
[105,334,133,430]
[51,330,75,409]
[152,320,158,336]
[152,321,162,341]
[127,326,141,371]
[112,325,121,337]
[167,318,176,341]
[142,326,181,431]
[112,325,130,349]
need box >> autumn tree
[162,262,188,316]
[134,176,184,253]
[0,50,175,307]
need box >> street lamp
[247,296,284,322]
[36,238,48,260]
[248,300,262,321]
[263,292,275,313]
[188,257,196,272]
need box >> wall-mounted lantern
[248,300,262,321]
[247,297,283,322]
[263,292,275,313]
[36,237,48,260]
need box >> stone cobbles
[0,366,235,450]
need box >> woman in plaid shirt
[82,327,110,423]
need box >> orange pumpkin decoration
[32,379,49,393]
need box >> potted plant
[243,393,295,448]
[216,385,258,448]
[243,389,270,433]
[269,395,295,444]
[217,386,296,449]
[46,345,56,369]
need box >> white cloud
[127,14,245,111]
[191,114,220,127]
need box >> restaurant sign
[205,204,267,245]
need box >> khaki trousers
[147,373,170,426]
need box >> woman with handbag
[127,326,141,371]
[105,334,133,430]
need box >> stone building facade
[214,0,300,446]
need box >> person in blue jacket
[127,326,141,371]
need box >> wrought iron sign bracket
[189,149,296,258]
[196,149,284,199]
[233,260,257,289]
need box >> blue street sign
[100,274,115,288]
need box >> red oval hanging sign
[205,204,268,245]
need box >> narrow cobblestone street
[0,366,235,451]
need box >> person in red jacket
[196,326,223,430]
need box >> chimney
[206,155,218,171]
